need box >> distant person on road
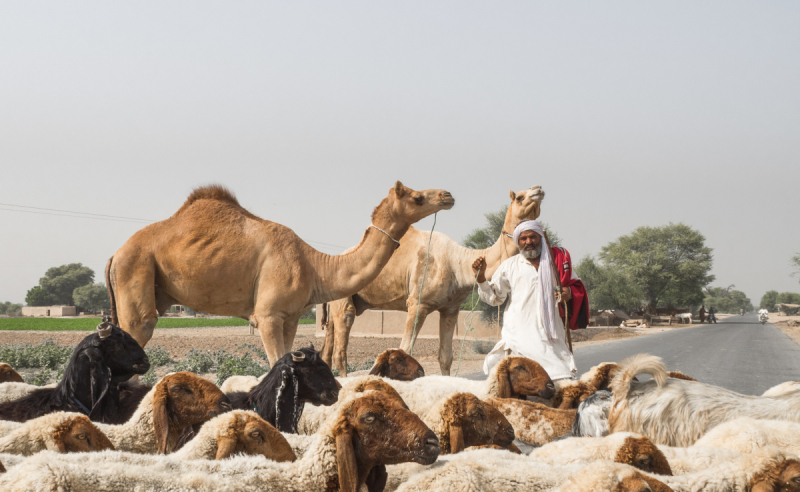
[758,306,769,318]
[699,305,706,324]
[472,220,589,382]
[740,308,745,316]
[708,306,717,324]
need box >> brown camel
[321,186,543,376]
[106,182,454,365]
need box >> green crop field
[0,317,315,331]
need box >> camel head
[508,185,544,227]
[381,181,455,227]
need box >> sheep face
[89,324,150,383]
[614,436,672,476]
[439,393,515,454]
[368,349,425,381]
[51,415,115,453]
[154,372,232,454]
[335,394,440,467]
[215,413,296,462]
[292,346,339,405]
[497,357,555,400]
[0,363,23,383]
[751,458,800,492]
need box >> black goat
[227,346,339,433]
[0,319,150,423]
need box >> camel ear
[335,429,359,492]
[153,381,171,454]
[509,190,516,201]
[449,422,465,454]
[394,181,405,198]
[215,436,238,460]
[495,363,512,399]
[365,464,388,492]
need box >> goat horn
[291,351,305,362]
[96,322,113,339]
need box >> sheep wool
[94,386,161,453]
[692,417,800,455]
[0,382,56,404]
[0,412,92,456]
[656,445,742,475]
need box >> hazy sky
[1,2,798,306]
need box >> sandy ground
[773,314,800,345]
[0,322,703,377]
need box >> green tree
[25,286,55,307]
[27,263,95,306]
[760,290,779,311]
[462,205,561,249]
[0,302,23,315]
[72,283,110,313]
[775,292,800,315]
[598,223,714,308]
[703,285,754,313]
[575,256,641,311]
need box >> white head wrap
[513,220,559,341]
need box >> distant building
[22,305,77,317]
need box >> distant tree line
[25,263,110,313]
[0,302,23,316]
[702,285,753,313]
[761,291,800,315]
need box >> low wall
[21,306,77,317]
[315,304,500,339]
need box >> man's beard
[520,244,542,259]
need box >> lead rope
[408,213,437,357]
[454,269,482,376]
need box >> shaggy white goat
[0,411,113,456]
[692,417,800,455]
[0,393,440,492]
[609,354,800,446]
[762,381,800,398]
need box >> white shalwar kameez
[478,254,577,380]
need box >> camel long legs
[111,256,159,348]
[437,308,459,376]
[251,314,287,367]
[331,303,356,376]
[398,304,430,356]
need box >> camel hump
[178,185,240,212]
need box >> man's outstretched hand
[472,257,487,284]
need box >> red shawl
[551,246,590,330]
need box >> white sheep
[386,356,555,417]
[642,446,800,491]
[656,445,742,475]
[609,353,800,446]
[0,382,57,404]
[555,460,673,492]
[0,411,114,456]
[0,393,441,492]
[219,374,264,394]
[692,417,800,455]
[485,397,575,445]
[762,381,800,398]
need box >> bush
[140,366,158,386]
[173,349,216,374]
[471,340,495,355]
[145,347,172,367]
[25,369,55,386]
[215,353,269,385]
[237,344,270,361]
[0,339,73,369]
[331,357,376,377]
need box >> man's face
[518,230,542,259]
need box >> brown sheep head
[330,394,440,492]
[495,357,555,400]
[614,436,672,476]
[153,372,233,454]
[751,458,800,492]
[618,471,674,492]
[586,363,622,392]
[368,349,424,381]
[0,363,23,384]
[438,393,515,455]
[215,412,296,462]
[49,415,115,453]
[347,377,408,408]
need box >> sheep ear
[45,438,67,453]
[335,429,359,492]
[507,442,522,454]
[365,464,387,492]
[153,381,171,454]
[495,362,512,399]
[448,422,465,454]
[215,436,238,460]
[368,358,387,377]
[750,482,773,492]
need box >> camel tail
[105,256,118,325]
[611,354,667,400]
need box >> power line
[0,203,154,223]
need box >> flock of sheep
[0,321,798,491]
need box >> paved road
[468,314,800,395]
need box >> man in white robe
[473,220,577,381]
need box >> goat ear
[335,429,359,492]
[365,464,388,492]
[153,380,171,454]
[495,362,512,398]
[215,436,238,460]
[448,422,465,454]
[274,369,299,433]
[85,347,111,420]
